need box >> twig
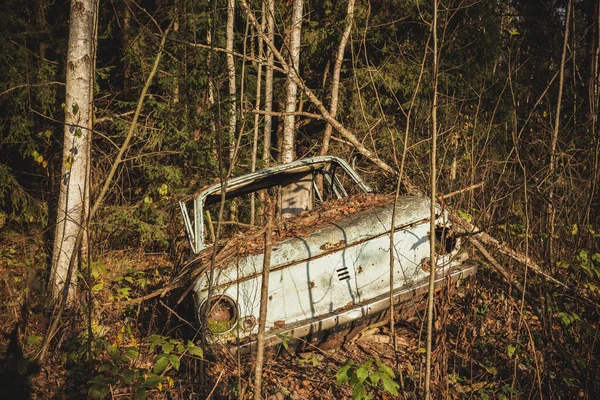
[247,109,323,120]
[0,81,64,97]
[206,370,224,399]
[441,182,483,200]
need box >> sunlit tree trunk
[425,0,439,397]
[281,0,303,163]
[250,2,265,225]
[263,0,274,167]
[227,0,236,163]
[50,0,96,302]
[227,0,238,220]
[320,0,355,157]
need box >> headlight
[200,295,238,334]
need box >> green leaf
[168,354,180,371]
[25,335,42,346]
[75,128,83,138]
[106,345,120,361]
[186,345,203,358]
[336,365,352,385]
[458,209,473,223]
[376,361,395,378]
[92,283,104,293]
[144,373,165,388]
[154,355,169,374]
[125,347,139,359]
[88,383,111,399]
[368,371,382,386]
[380,374,399,396]
[135,387,147,400]
[98,363,113,373]
[507,344,516,358]
[161,342,174,354]
[352,382,367,400]
[356,365,369,383]
[123,369,134,384]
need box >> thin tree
[227,0,237,163]
[250,2,266,225]
[425,0,439,397]
[320,0,355,157]
[49,0,97,302]
[548,0,571,263]
[253,193,275,400]
[281,0,303,163]
[263,0,275,167]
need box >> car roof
[197,155,371,206]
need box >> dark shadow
[0,324,39,400]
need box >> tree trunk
[227,0,238,221]
[227,0,237,164]
[281,0,303,163]
[425,1,439,397]
[250,2,265,225]
[320,0,355,157]
[263,0,275,167]
[49,0,96,302]
[548,0,571,263]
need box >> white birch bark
[50,0,96,301]
[250,3,265,225]
[263,0,274,167]
[320,0,355,157]
[227,0,237,162]
[281,0,303,163]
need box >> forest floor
[0,225,596,399]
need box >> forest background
[1,0,600,398]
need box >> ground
[0,226,596,399]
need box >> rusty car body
[179,156,476,350]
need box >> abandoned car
[179,156,476,350]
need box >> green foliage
[88,335,202,399]
[336,359,399,400]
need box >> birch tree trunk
[50,0,96,302]
[227,0,237,163]
[263,0,274,167]
[320,0,355,157]
[227,0,238,221]
[281,0,303,163]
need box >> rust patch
[310,281,315,288]
[320,240,345,251]
[274,320,286,328]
